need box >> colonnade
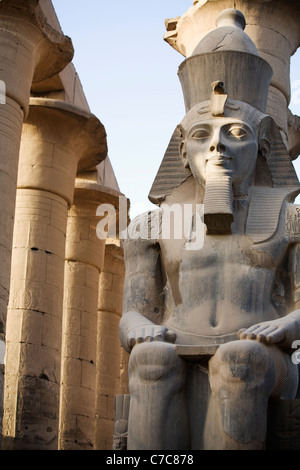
[0,0,129,450]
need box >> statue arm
[239,243,300,350]
[119,237,176,353]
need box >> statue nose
[209,130,226,153]
[210,142,226,153]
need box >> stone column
[95,242,127,450]
[164,0,300,148]
[0,1,73,431]
[3,99,107,450]
[58,181,117,450]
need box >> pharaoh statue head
[149,9,300,235]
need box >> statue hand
[119,311,177,352]
[127,324,177,350]
[238,315,297,349]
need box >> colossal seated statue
[118,9,300,450]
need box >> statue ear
[180,141,189,168]
[260,136,271,159]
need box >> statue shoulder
[246,187,300,243]
[122,210,163,277]
[124,209,161,244]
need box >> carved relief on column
[58,181,124,450]
[0,2,73,409]
[3,99,107,450]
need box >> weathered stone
[0,0,125,451]
[59,181,109,450]
[3,99,108,450]
[0,1,74,434]
[164,0,300,154]
[95,244,127,450]
[120,8,300,450]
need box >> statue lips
[206,154,233,167]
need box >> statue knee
[209,340,275,393]
[129,341,185,384]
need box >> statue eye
[191,128,210,140]
[227,127,248,139]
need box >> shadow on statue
[117,9,300,450]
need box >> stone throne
[115,7,300,450]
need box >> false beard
[203,175,234,234]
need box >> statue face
[184,117,258,186]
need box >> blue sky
[52,0,300,219]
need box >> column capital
[74,180,130,240]
[164,0,300,149]
[18,98,108,205]
[74,181,126,210]
[0,0,74,113]
[66,180,128,270]
[164,1,300,58]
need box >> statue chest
[160,233,290,323]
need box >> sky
[51,0,300,219]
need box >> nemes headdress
[149,9,300,210]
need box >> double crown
[178,8,273,114]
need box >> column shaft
[0,1,73,329]
[3,100,107,449]
[59,184,106,450]
[0,1,73,440]
[0,98,24,333]
[95,243,126,450]
[4,189,68,449]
